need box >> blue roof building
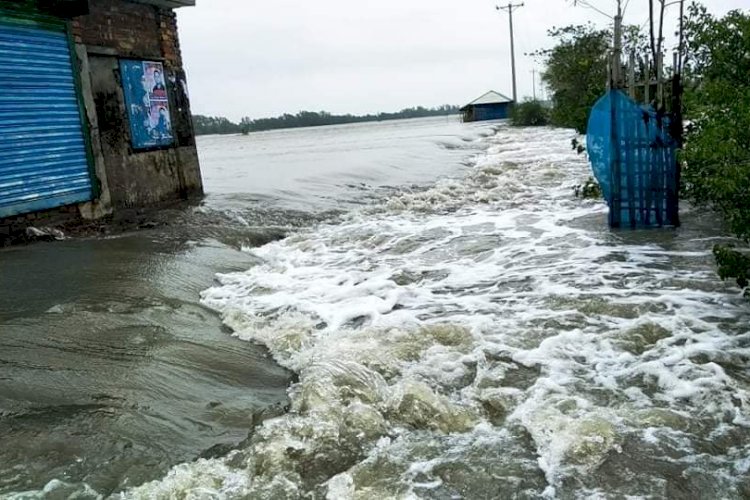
[460,90,514,122]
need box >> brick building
[0,0,202,233]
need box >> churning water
[4,117,750,499]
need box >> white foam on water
[107,126,750,498]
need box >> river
[2,116,749,499]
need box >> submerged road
[3,117,749,499]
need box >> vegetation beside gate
[680,4,750,294]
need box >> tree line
[192,105,460,136]
[526,2,750,294]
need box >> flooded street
[0,210,295,495]
[2,117,750,498]
[0,117,492,497]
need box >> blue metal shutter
[0,18,93,219]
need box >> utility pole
[497,3,524,103]
[531,68,537,100]
[612,0,623,88]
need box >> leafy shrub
[714,246,750,296]
[533,24,609,134]
[682,5,750,293]
[510,100,550,127]
[573,177,602,199]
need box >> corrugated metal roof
[462,90,513,108]
[128,0,196,8]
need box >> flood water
[2,116,750,499]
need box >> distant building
[0,0,202,232]
[460,91,514,122]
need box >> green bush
[573,177,603,199]
[681,4,750,294]
[510,100,550,127]
[714,245,750,295]
[534,24,609,134]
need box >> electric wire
[622,0,632,17]
[573,0,614,19]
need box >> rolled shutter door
[0,17,93,219]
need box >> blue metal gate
[587,90,679,228]
[0,16,93,219]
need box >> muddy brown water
[6,118,746,499]
[0,116,489,496]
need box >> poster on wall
[119,59,174,149]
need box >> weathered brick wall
[73,0,161,58]
[157,9,183,69]
[69,0,183,67]
[79,1,201,210]
[71,0,193,146]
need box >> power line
[622,0,632,16]
[572,0,614,19]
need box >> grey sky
[176,0,746,122]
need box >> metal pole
[657,51,664,108]
[610,0,624,227]
[509,5,517,102]
[628,51,636,99]
[532,69,536,100]
[613,0,623,88]
[644,54,651,105]
[497,3,524,103]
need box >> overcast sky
[176,0,746,122]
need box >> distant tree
[237,106,460,133]
[192,115,241,135]
[534,24,610,134]
[193,106,460,136]
[239,117,252,136]
[510,100,550,127]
